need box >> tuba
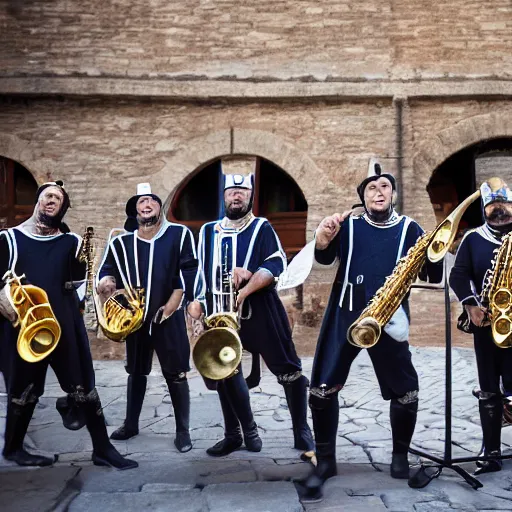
[347,190,481,349]
[481,231,512,348]
[0,271,61,363]
[192,231,243,381]
[81,227,145,343]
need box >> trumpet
[192,233,243,381]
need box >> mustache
[487,207,512,221]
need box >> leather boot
[390,398,418,479]
[56,387,87,431]
[84,389,138,470]
[224,371,262,452]
[3,400,55,467]
[110,375,147,440]
[296,393,339,503]
[168,378,192,453]
[282,375,315,451]
[474,396,503,475]
[207,379,243,456]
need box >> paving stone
[204,481,302,512]
[69,490,207,512]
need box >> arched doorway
[168,157,308,259]
[0,156,38,228]
[426,137,512,243]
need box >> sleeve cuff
[461,296,479,307]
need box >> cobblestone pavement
[2,347,512,511]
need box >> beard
[37,210,61,228]
[225,202,251,220]
[486,205,512,234]
[137,214,160,227]
[366,205,392,223]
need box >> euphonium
[347,190,481,349]
[192,235,243,381]
[481,232,512,348]
[82,227,145,343]
[0,271,61,363]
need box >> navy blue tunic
[198,217,301,376]
[312,214,441,399]
[98,221,198,375]
[449,224,512,395]
[0,227,94,396]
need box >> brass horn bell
[3,272,61,363]
[192,313,242,381]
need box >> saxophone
[347,190,481,348]
[81,227,145,342]
[480,232,512,348]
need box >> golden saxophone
[480,232,512,348]
[347,190,481,349]
[81,227,145,342]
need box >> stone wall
[1,0,512,80]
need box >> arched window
[169,157,308,258]
[0,157,38,228]
[427,137,512,244]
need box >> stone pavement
[2,347,512,511]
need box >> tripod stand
[408,268,512,490]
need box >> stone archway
[0,133,53,184]
[409,112,512,230]
[152,128,338,237]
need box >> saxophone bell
[427,190,481,263]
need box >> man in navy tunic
[0,181,137,469]
[450,177,512,475]
[190,173,314,457]
[97,183,199,453]
[298,161,441,502]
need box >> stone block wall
[1,0,512,80]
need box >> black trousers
[311,331,419,400]
[5,323,95,401]
[473,326,512,394]
[124,320,191,380]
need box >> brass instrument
[1,271,61,363]
[82,227,145,343]
[348,190,481,349]
[481,232,512,348]
[192,233,243,380]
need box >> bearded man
[297,162,442,503]
[189,173,314,458]
[97,183,198,453]
[450,177,512,476]
[0,181,137,469]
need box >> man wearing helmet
[297,160,442,503]
[189,169,314,459]
[0,181,137,470]
[450,177,512,475]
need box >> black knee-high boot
[224,370,262,452]
[111,375,147,440]
[296,393,339,503]
[475,395,503,475]
[167,378,192,453]
[282,375,315,451]
[390,398,418,479]
[3,400,55,467]
[84,389,138,470]
[206,379,243,457]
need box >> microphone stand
[407,260,485,489]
